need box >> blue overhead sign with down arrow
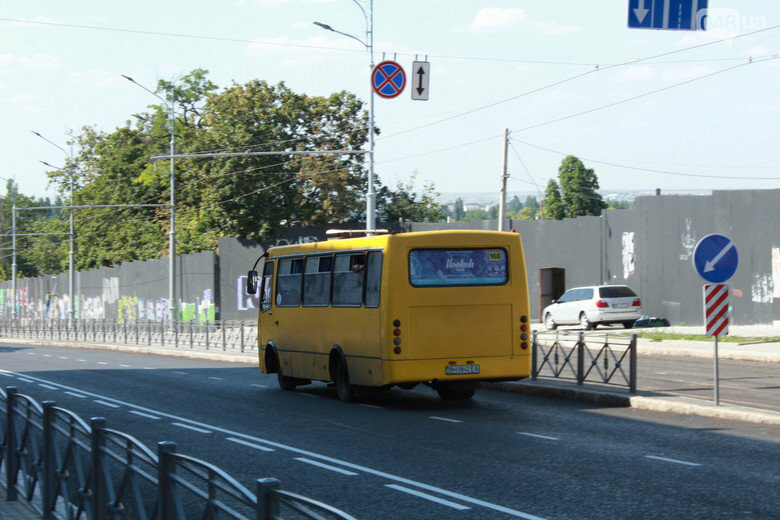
[628,0,708,31]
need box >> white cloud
[0,53,62,73]
[463,8,526,33]
[742,45,770,57]
[245,34,361,60]
[290,21,311,30]
[68,69,127,89]
[530,20,583,36]
[660,65,714,82]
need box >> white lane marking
[142,367,153,370]
[358,404,382,409]
[0,369,546,520]
[294,458,359,476]
[174,371,187,375]
[97,362,108,365]
[43,354,51,357]
[58,356,68,360]
[173,422,212,434]
[0,372,14,377]
[250,384,267,388]
[226,437,275,452]
[119,364,131,368]
[129,410,161,420]
[18,378,34,383]
[64,391,87,398]
[518,432,559,441]
[27,352,35,355]
[385,484,470,510]
[429,416,462,423]
[208,377,223,380]
[645,455,701,467]
[39,384,59,390]
[94,400,120,408]
[77,359,86,362]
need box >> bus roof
[266,229,520,257]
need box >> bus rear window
[409,249,507,287]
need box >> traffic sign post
[411,61,429,101]
[371,61,406,99]
[628,0,708,31]
[693,234,738,405]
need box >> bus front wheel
[335,358,354,403]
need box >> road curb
[636,346,780,364]
[486,380,780,426]
[0,337,257,365]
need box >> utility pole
[68,145,75,329]
[11,180,16,319]
[498,128,510,231]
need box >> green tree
[376,175,446,223]
[541,179,565,220]
[524,195,540,213]
[452,198,465,221]
[507,195,522,213]
[557,155,606,218]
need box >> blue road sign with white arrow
[628,0,708,31]
[693,234,738,284]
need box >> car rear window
[599,286,636,298]
[409,248,507,287]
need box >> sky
[1,0,778,203]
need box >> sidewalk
[0,483,39,520]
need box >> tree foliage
[557,155,606,218]
[542,179,565,220]
[377,175,446,223]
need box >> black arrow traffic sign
[411,61,430,101]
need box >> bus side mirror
[246,270,258,295]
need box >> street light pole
[32,131,75,328]
[315,0,376,231]
[124,75,177,324]
[11,180,16,319]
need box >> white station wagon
[543,285,642,330]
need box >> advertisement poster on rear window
[409,249,507,286]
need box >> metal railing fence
[531,331,637,393]
[1,386,356,520]
[0,319,258,353]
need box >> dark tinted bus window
[333,253,364,306]
[599,286,637,298]
[365,251,382,308]
[261,261,274,313]
[303,256,332,306]
[276,258,303,306]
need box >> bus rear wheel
[436,382,477,400]
[334,358,354,402]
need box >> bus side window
[276,258,303,306]
[303,256,332,306]
[364,251,382,308]
[333,253,364,306]
[260,260,274,313]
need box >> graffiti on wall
[622,232,635,279]
[679,218,696,261]
[751,273,774,304]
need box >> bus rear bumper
[382,355,530,385]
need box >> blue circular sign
[693,234,738,284]
[372,61,406,99]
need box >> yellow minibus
[248,230,531,401]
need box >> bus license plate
[446,365,480,375]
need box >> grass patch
[625,331,780,343]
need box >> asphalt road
[1,342,778,520]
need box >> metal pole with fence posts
[576,332,585,386]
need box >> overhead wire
[510,137,780,181]
[378,25,778,141]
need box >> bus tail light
[595,300,609,308]
[632,298,642,306]
[520,315,528,323]
[393,346,401,354]
[521,342,528,350]
[393,329,401,336]
[393,319,401,327]
[520,324,528,332]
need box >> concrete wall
[1,190,777,325]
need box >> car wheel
[622,320,635,329]
[545,313,557,330]
[579,312,593,331]
[334,358,354,402]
